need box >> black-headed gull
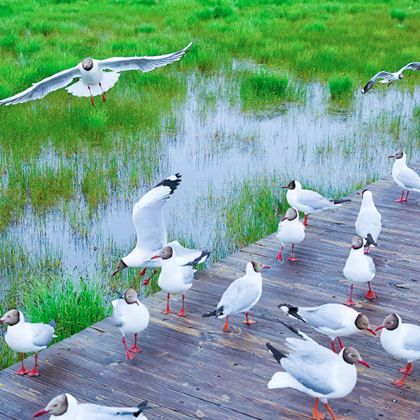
[362,62,420,93]
[202,261,270,332]
[282,180,350,226]
[112,173,181,282]
[0,309,55,376]
[343,235,376,306]
[33,393,148,418]
[376,313,420,387]
[0,43,192,107]
[355,189,381,253]
[276,207,305,262]
[279,303,376,353]
[267,325,369,420]
[388,150,420,203]
[151,243,210,316]
[112,288,150,360]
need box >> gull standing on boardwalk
[112,174,182,282]
[151,243,210,316]
[376,313,420,387]
[267,325,369,420]
[388,150,420,203]
[276,207,305,262]
[279,303,376,353]
[355,189,381,252]
[112,288,149,360]
[343,235,376,305]
[0,43,192,107]
[282,180,350,226]
[0,309,55,376]
[361,62,420,93]
[33,394,148,419]
[202,261,270,332]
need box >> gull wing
[98,43,192,73]
[0,66,81,106]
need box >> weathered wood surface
[0,170,419,419]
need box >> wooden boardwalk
[0,170,419,419]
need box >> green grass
[329,76,354,99]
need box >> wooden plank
[0,171,419,419]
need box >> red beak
[388,155,395,159]
[367,328,377,336]
[33,409,49,418]
[263,265,271,269]
[151,255,160,260]
[357,360,370,368]
[0,320,4,324]
[375,325,385,332]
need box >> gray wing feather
[98,43,192,73]
[299,307,348,331]
[299,190,333,210]
[0,67,81,106]
[32,323,55,347]
[362,71,392,93]
[403,325,420,352]
[396,167,420,189]
[400,62,420,72]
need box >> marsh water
[2,74,419,286]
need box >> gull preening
[0,43,192,107]
[150,243,210,316]
[355,188,381,252]
[276,207,305,262]
[343,235,376,305]
[112,173,182,282]
[361,62,420,93]
[33,393,148,419]
[112,288,150,360]
[267,325,369,420]
[279,303,376,353]
[282,180,350,226]
[376,313,420,387]
[202,261,270,332]
[0,309,55,377]
[388,149,420,203]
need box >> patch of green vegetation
[329,76,353,99]
[391,9,408,23]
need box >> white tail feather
[268,372,295,389]
[66,71,120,97]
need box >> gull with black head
[0,43,192,107]
[276,207,305,262]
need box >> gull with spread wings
[0,43,192,106]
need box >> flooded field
[1,73,419,297]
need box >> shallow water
[2,74,419,283]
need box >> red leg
[136,268,147,282]
[331,339,337,353]
[88,86,95,107]
[337,337,344,351]
[276,246,284,262]
[303,214,308,226]
[364,281,376,301]
[16,353,29,376]
[177,293,187,317]
[403,191,409,202]
[364,245,370,255]
[325,403,344,420]
[243,311,257,325]
[122,337,134,360]
[395,190,405,203]
[28,353,40,377]
[287,243,299,262]
[346,283,355,306]
[393,362,412,387]
[223,316,231,332]
[399,362,413,375]
[143,269,157,286]
[130,333,142,353]
[161,293,171,315]
[312,398,326,420]
[99,82,106,102]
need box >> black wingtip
[278,304,306,323]
[266,342,286,364]
[49,320,56,328]
[184,250,211,267]
[202,306,223,318]
[280,321,302,337]
[365,233,377,247]
[134,400,148,417]
[333,198,351,205]
[154,173,182,195]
